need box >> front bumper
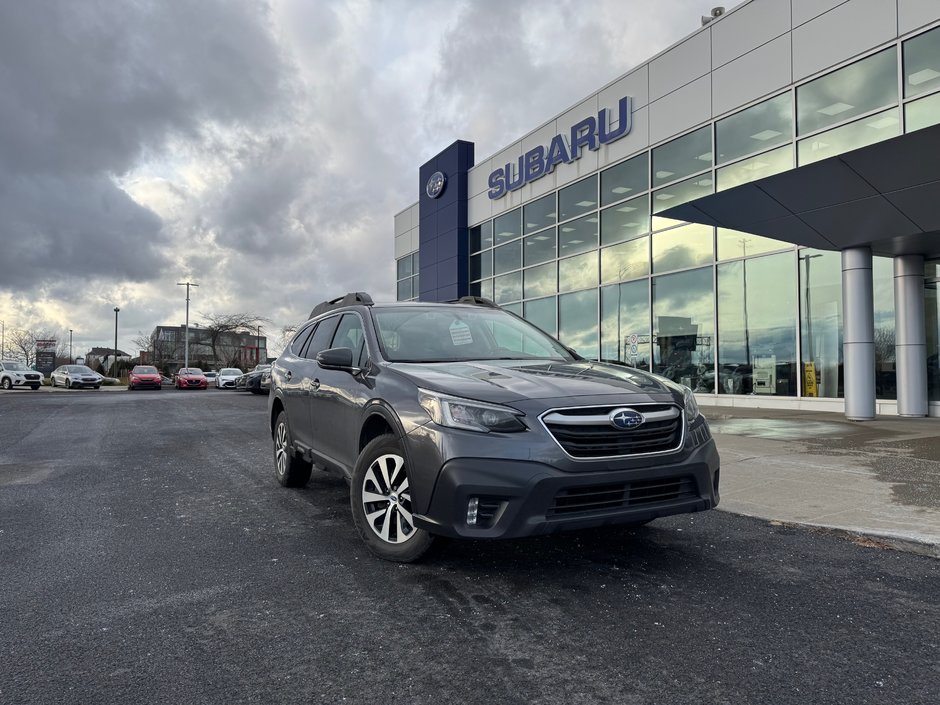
[413,437,720,540]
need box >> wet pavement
[704,405,940,555]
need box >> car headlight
[682,386,700,423]
[418,389,526,433]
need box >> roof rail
[309,292,374,319]
[449,296,501,309]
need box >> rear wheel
[350,434,436,563]
[273,411,312,487]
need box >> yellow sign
[803,362,817,397]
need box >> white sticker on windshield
[449,320,473,346]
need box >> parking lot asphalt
[1,392,938,704]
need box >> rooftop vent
[701,6,725,26]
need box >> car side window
[290,323,316,356]
[331,313,368,367]
[302,316,340,360]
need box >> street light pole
[113,308,120,376]
[176,282,199,369]
[257,325,262,365]
[69,329,73,363]
[1,319,4,359]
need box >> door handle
[312,378,320,391]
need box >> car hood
[386,360,680,404]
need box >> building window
[470,220,493,252]
[652,125,712,187]
[523,262,557,299]
[652,223,714,274]
[905,92,940,132]
[717,252,797,395]
[558,213,598,257]
[717,144,792,191]
[523,193,556,234]
[796,47,897,136]
[494,208,522,245]
[494,271,522,304]
[524,296,557,336]
[523,227,557,266]
[716,92,792,164]
[601,279,650,368]
[652,266,714,392]
[797,107,899,165]
[469,249,492,281]
[493,239,522,275]
[601,152,648,207]
[600,195,649,246]
[559,289,599,359]
[652,173,714,213]
[396,252,419,301]
[601,237,649,284]
[873,256,896,401]
[926,260,940,402]
[559,251,598,293]
[716,228,791,261]
[558,175,598,222]
[903,26,940,98]
[799,249,843,399]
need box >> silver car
[50,365,102,389]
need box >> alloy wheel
[360,454,415,544]
[274,422,289,478]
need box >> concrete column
[894,255,928,417]
[842,248,876,420]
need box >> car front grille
[541,404,683,458]
[547,476,697,517]
[25,374,40,381]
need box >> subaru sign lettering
[609,407,645,430]
[487,96,633,200]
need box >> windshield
[180,368,203,375]
[4,362,28,371]
[372,306,575,363]
[133,366,158,374]
[220,368,242,375]
[68,366,95,374]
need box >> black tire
[1,377,11,390]
[30,385,39,390]
[93,385,100,390]
[350,434,436,563]
[272,410,312,487]
[66,379,71,389]
[51,377,56,388]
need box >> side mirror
[317,347,354,371]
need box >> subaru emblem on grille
[609,408,644,430]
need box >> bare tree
[7,328,60,366]
[200,313,269,367]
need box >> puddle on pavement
[0,462,55,486]
[709,418,848,441]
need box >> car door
[291,315,340,451]
[309,312,373,472]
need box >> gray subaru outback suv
[268,293,719,562]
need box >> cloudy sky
[0,0,709,357]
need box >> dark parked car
[268,293,719,563]
[235,364,271,394]
[128,365,162,390]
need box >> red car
[128,365,163,390]
[175,367,208,390]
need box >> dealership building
[393,0,940,419]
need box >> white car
[0,360,43,390]
[215,367,243,389]
[50,365,102,389]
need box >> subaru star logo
[609,408,644,430]
[426,171,446,199]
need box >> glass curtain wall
[799,249,843,398]
[717,252,797,395]
[652,267,714,392]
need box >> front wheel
[273,411,312,487]
[1,378,12,390]
[66,380,71,389]
[350,434,436,563]
[30,385,39,390]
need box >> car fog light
[467,497,479,526]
